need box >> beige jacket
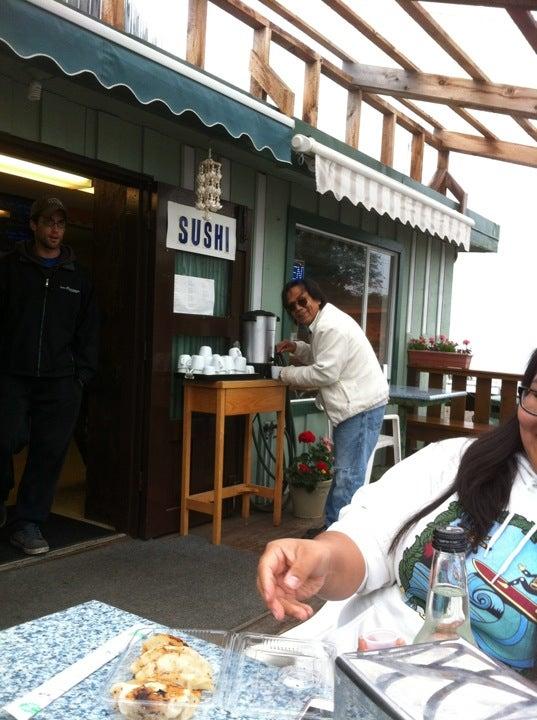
[279,303,388,427]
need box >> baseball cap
[30,197,68,221]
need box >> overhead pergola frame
[94,0,537,208]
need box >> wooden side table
[180,378,286,545]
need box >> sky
[132,0,537,373]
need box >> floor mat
[0,511,117,566]
[0,534,266,631]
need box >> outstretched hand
[257,538,331,621]
[275,339,297,354]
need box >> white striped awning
[292,134,474,251]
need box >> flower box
[408,349,472,371]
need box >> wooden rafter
[255,0,446,135]
[250,26,271,100]
[343,62,537,119]
[381,113,396,166]
[395,0,537,144]
[249,49,294,116]
[436,130,537,167]
[186,0,207,68]
[303,57,321,126]
[420,1,537,8]
[345,90,362,148]
[411,132,425,182]
[322,0,498,139]
[508,8,537,53]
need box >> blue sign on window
[292,259,305,280]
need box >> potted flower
[286,431,334,519]
[407,335,472,370]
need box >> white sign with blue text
[166,201,236,261]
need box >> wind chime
[195,148,222,218]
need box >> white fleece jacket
[279,303,388,426]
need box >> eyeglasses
[39,218,66,230]
[518,386,537,417]
[286,296,309,313]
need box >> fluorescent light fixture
[0,209,11,218]
[0,154,93,192]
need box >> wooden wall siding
[0,70,40,141]
[97,112,142,173]
[41,93,87,157]
[261,175,290,317]
[229,162,256,209]
[143,129,182,187]
[409,237,428,338]
[425,239,442,338]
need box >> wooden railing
[406,364,523,446]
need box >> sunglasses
[286,296,309,313]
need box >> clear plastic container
[103,626,229,720]
[217,633,337,719]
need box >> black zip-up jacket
[0,241,99,383]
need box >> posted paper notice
[173,275,215,315]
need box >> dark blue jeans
[324,405,385,526]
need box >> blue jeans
[324,405,385,526]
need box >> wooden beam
[445,172,468,214]
[187,0,207,68]
[249,49,295,116]
[100,0,124,30]
[381,112,396,166]
[250,26,271,100]
[256,0,353,63]
[508,8,537,53]
[420,1,537,8]
[303,57,321,126]
[345,89,362,148]
[410,132,425,182]
[429,150,449,193]
[436,130,537,167]
[343,62,537,119]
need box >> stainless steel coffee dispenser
[241,310,280,376]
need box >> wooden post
[101,0,125,30]
[345,89,362,149]
[250,26,271,100]
[302,56,321,127]
[187,0,208,68]
[410,131,425,182]
[381,112,396,167]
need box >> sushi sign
[166,201,236,261]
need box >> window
[294,225,396,366]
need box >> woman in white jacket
[275,278,388,536]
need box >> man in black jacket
[0,197,99,554]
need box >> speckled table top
[0,601,330,720]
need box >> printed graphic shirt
[329,438,537,671]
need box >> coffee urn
[241,310,280,377]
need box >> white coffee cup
[246,365,255,374]
[221,356,234,373]
[228,347,242,358]
[203,365,216,375]
[178,354,191,371]
[211,355,225,373]
[234,356,247,373]
[199,345,212,358]
[191,355,205,373]
[271,365,282,380]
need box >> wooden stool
[180,378,286,545]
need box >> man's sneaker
[0,503,6,529]
[10,523,49,555]
[301,525,328,539]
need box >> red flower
[298,463,311,473]
[316,460,329,472]
[463,339,470,345]
[298,430,316,444]
[423,542,434,562]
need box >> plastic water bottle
[413,525,475,646]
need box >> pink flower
[298,430,316,444]
[439,334,446,342]
[428,336,435,344]
[463,339,470,345]
[320,436,334,451]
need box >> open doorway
[0,152,150,557]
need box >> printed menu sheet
[173,275,215,315]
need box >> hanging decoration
[195,148,222,217]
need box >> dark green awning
[0,0,294,163]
